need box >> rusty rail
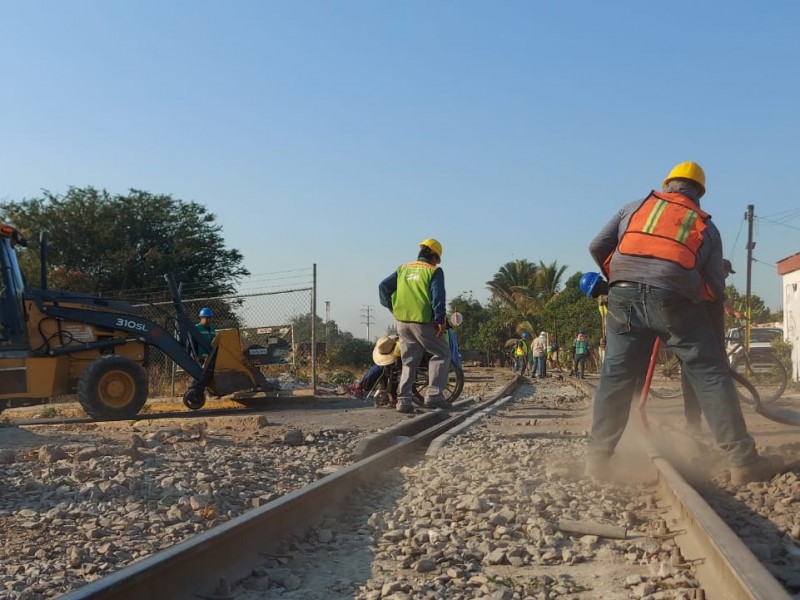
[60,377,519,600]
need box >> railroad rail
[576,376,798,599]
[647,443,790,599]
[59,378,519,600]
[27,371,799,599]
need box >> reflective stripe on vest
[618,191,709,270]
[392,261,437,323]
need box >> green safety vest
[575,335,589,355]
[196,322,217,357]
[392,261,438,323]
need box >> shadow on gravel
[499,412,583,421]
[692,479,800,593]
[0,426,48,446]
[649,426,800,594]
[507,431,586,441]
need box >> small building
[777,252,800,381]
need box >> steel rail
[59,376,519,600]
[644,437,791,600]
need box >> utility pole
[361,305,375,341]
[745,204,755,350]
[325,301,331,349]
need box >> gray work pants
[396,321,451,404]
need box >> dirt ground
[0,368,512,451]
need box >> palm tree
[486,260,542,337]
[486,259,539,305]
[536,260,569,302]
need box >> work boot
[396,400,414,414]
[424,397,447,409]
[730,455,785,485]
[584,456,612,481]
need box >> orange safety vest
[617,191,709,270]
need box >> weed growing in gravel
[38,406,61,419]
[328,371,356,385]
[772,338,795,386]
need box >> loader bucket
[209,329,269,395]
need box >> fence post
[311,263,317,395]
[172,283,183,397]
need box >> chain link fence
[132,269,315,396]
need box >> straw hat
[373,335,400,366]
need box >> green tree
[486,259,541,333]
[474,300,517,366]
[724,285,773,325]
[486,259,569,338]
[328,338,373,367]
[542,272,601,348]
[448,292,486,352]
[1,187,248,298]
[290,313,353,344]
[536,260,569,300]
[487,259,539,305]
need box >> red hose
[637,338,661,431]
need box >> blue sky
[2,1,799,338]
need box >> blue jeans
[532,356,543,377]
[588,284,757,466]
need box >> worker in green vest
[195,307,217,362]
[571,329,591,379]
[379,238,450,413]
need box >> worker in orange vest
[585,161,781,486]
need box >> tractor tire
[77,355,149,420]
[183,387,206,410]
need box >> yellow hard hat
[663,161,705,192]
[419,238,442,257]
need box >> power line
[730,216,745,256]
[757,207,800,223]
[751,257,775,267]
[755,217,800,233]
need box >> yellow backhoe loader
[0,223,268,419]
